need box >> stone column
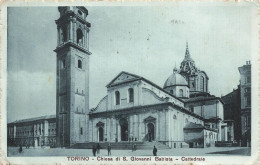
[57,27,60,45]
[156,113,159,141]
[117,120,121,142]
[218,123,222,141]
[113,118,116,142]
[87,29,89,50]
[104,118,108,141]
[83,26,87,48]
[91,120,94,142]
[44,120,49,145]
[138,114,141,141]
[14,125,16,139]
[69,19,73,41]
[73,18,77,43]
[166,110,169,141]
[224,126,228,141]
[135,115,138,140]
[129,116,133,140]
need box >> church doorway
[119,118,128,141]
[147,123,155,142]
[98,127,104,142]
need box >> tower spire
[185,41,190,58]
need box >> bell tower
[54,6,91,147]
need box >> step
[71,141,170,150]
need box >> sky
[7,3,257,123]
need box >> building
[221,61,251,147]
[54,6,91,147]
[8,6,232,149]
[221,88,241,142]
[238,61,251,147]
[7,115,56,147]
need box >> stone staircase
[137,141,170,150]
[215,141,233,147]
[71,141,170,150]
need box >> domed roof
[163,71,188,88]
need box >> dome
[163,72,188,88]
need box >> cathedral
[7,6,233,149]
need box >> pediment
[144,116,156,122]
[96,121,104,127]
[106,71,141,87]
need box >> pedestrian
[107,143,111,156]
[19,144,23,153]
[153,146,157,156]
[25,141,27,149]
[97,143,100,154]
[134,143,137,151]
[92,144,96,157]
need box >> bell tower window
[77,29,83,45]
[78,59,82,69]
[61,27,67,42]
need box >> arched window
[115,91,120,105]
[78,59,82,69]
[200,76,204,91]
[170,90,173,95]
[179,89,183,97]
[61,27,67,42]
[128,88,134,103]
[77,29,83,45]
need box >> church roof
[90,102,204,120]
[184,123,205,130]
[182,95,224,104]
[184,122,217,132]
[163,71,188,88]
[106,71,184,102]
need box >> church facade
[8,6,232,149]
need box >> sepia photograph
[3,2,259,164]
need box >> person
[92,144,96,157]
[19,144,23,153]
[153,146,157,156]
[97,143,101,154]
[107,143,111,156]
[134,143,137,151]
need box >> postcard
[1,1,259,164]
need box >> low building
[7,115,56,147]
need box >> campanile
[54,6,91,147]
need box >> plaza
[7,146,250,157]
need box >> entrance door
[119,118,128,141]
[34,138,39,147]
[98,127,104,142]
[147,123,155,142]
